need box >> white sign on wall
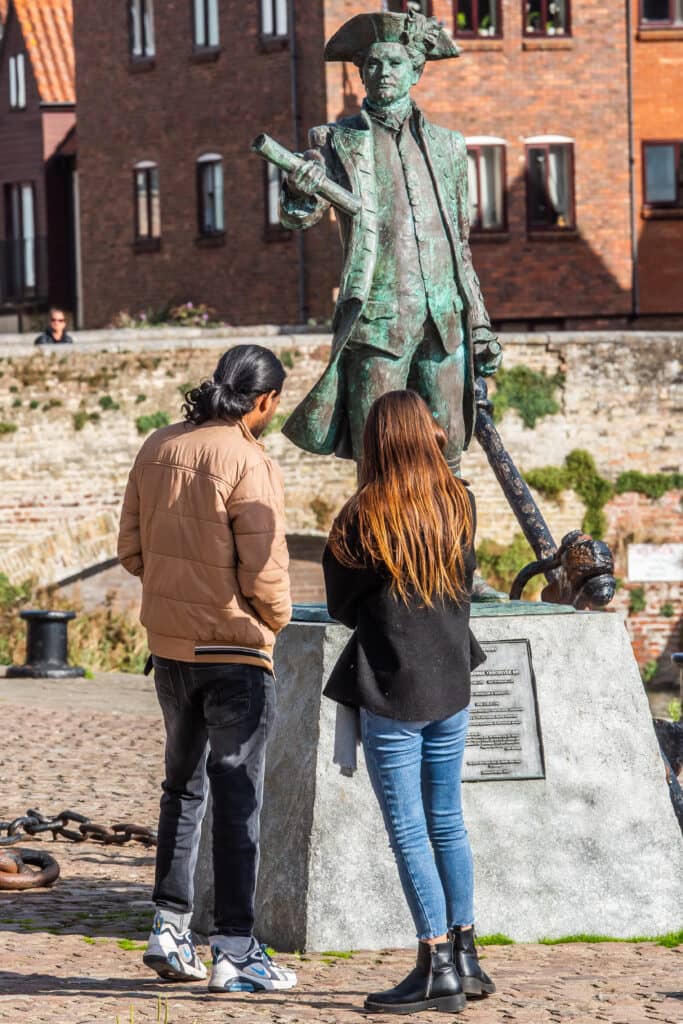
[627,543,683,582]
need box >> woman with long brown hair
[323,389,495,1015]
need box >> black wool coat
[322,492,486,722]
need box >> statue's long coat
[281,106,493,459]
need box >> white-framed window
[5,182,36,294]
[525,135,575,230]
[130,0,155,58]
[261,0,288,36]
[193,0,219,47]
[197,154,224,234]
[134,161,161,238]
[9,54,26,109]
[465,138,506,232]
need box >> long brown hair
[329,390,474,606]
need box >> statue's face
[361,42,420,107]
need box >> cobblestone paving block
[1,676,681,1023]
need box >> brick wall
[631,0,683,317]
[72,0,328,328]
[73,0,640,329]
[0,328,680,676]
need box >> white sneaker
[143,911,207,982]
[208,942,297,993]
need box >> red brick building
[632,0,683,317]
[0,0,76,327]
[71,0,677,329]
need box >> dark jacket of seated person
[322,488,486,722]
[35,328,74,345]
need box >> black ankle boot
[364,940,467,1014]
[450,926,496,997]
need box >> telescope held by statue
[251,134,362,218]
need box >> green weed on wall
[491,366,564,429]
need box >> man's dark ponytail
[183,345,286,425]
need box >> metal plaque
[464,639,545,782]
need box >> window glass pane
[145,0,156,55]
[17,54,26,107]
[548,0,567,32]
[207,0,219,45]
[478,0,497,34]
[642,0,671,20]
[275,0,288,35]
[261,0,274,34]
[21,185,35,288]
[9,56,17,107]
[136,170,149,236]
[130,0,142,55]
[525,0,542,33]
[267,164,281,225]
[528,146,548,223]
[677,0,683,21]
[201,164,214,231]
[194,0,205,46]
[150,168,161,236]
[456,0,473,31]
[467,151,479,227]
[213,163,224,231]
[480,147,504,229]
[645,145,676,203]
[547,145,571,225]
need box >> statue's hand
[286,150,327,198]
[473,328,502,377]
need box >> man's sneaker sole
[208,975,296,993]
[143,952,206,982]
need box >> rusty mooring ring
[0,848,60,890]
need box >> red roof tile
[12,0,74,104]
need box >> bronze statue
[277,10,501,475]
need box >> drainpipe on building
[626,0,639,320]
[288,0,307,326]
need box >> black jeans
[152,657,276,936]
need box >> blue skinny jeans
[361,706,474,940]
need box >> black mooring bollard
[6,610,85,679]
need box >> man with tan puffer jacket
[118,345,297,994]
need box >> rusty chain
[0,808,156,848]
[0,848,60,890]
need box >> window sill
[470,230,510,243]
[454,37,504,50]
[637,26,683,39]
[195,231,226,248]
[134,237,161,252]
[641,206,683,220]
[522,36,574,49]
[129,55,156,72]
[260,34,290,52]
[527,228,578,240]
[190,45,222,64]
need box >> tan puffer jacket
[117,418,291,671]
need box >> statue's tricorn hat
[324,11,460,62]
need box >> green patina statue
[280,10,501,474]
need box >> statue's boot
[364,940,466,1014]
[472,572,508,602]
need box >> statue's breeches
[343,316,466,470]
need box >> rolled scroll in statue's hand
[251,134,361,218]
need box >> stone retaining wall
[0,328,680,677]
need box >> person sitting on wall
[34,307,74,345]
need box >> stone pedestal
[192,606,683,951]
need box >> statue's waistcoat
[351,114,462,356]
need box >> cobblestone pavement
[1,673,681,1024]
